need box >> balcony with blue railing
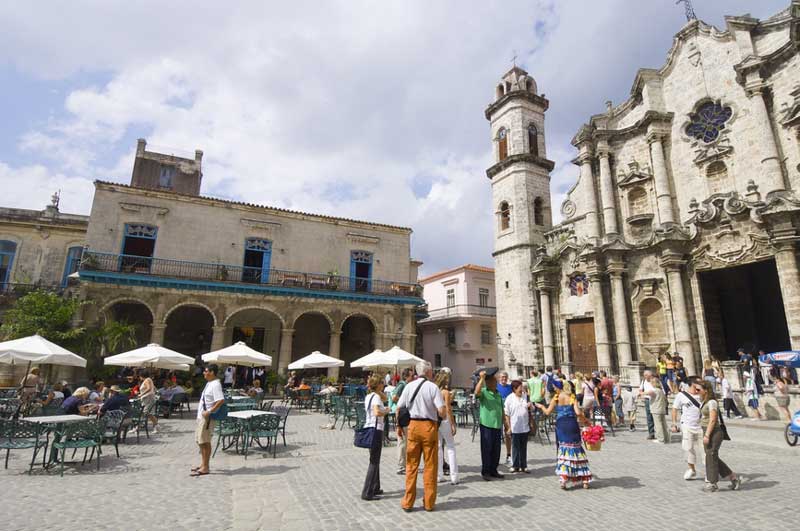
[78,251,424,304]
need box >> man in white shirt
[639,370,657,440]
[397,360,446,513]
[193,364,225,476]
[671,377,705,480]
[223,366,235,388]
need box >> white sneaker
[438,476,448,483]
[450,478,459,485]
[683,469,696,481]
[505,456,513,466]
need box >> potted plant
[326,267,340,290]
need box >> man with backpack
[671,377,705,480]
[192,364,225,477]
[397,361,446,512]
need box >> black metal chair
[212,417,242,457]
[0,418,48,473]
[52,419,104,477]
[100,409,128,458]
[273,406,290,446]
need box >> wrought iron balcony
[421,304,497,321]
[78,251,423,301]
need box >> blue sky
[0,0,790,275]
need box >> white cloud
[0,0,790,276]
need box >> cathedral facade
[488,2,800,383]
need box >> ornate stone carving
[119,202,169,216]
[347,233,380,245]
[561,199,577,219]
[617,161,653,188]
[691,232,773,270]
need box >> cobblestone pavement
[1,407,797,531]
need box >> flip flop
[191,466,201,472]
[190,470,210,477]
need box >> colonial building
[1,139,424,382]
[488,2,800,383]
[417,264,497,388]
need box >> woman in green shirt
[474,369,504,481]
[699,380,741,492]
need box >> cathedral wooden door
[567,319,598,374]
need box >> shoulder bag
[397,378,426,428]
[354,395,377,448]
[202,386,229,421]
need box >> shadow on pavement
[590,475,645,489]
[434,494,530,511]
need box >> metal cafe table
[25,414,93,468]
[227,410,279,458]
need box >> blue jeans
[479,425,501,476]
[645,400,655,436]
[614,398,624,422]
[511,432,528,470]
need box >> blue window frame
[120,224,158,272]
[350,250,373,292]
[62,246,84,287]
[243,238,272,284]
[0,240,17,289]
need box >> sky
[0,0,790,277]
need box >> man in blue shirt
[496,371,513,466]
[99,385,129,415]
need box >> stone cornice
[491,242,535,258]
[486,153,555,179]
[572,112,674,153]
[485,90,549,120]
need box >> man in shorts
[193,364,225,476]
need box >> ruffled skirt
[555,442,592,483]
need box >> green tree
[0,290,85,343]
[82,319,139,379]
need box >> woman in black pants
[362,374,389,501]
[699,380,741,492]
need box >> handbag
[202,391,229,421]
[397,378,426,428]
[717,406,731,441]
[354,396,376,448]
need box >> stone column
[597,143,618,236]
[746,82,785,192]
[150,324,166,346]
[278,328,294,374]
[588,268,612,372]
[647,131,675,226]
[327,331,341,380]
[577,145,601,241]
[662,255,696,375]
[607,266,632,368]
[773,242,800,349]
[537,285,556,370]
[210,325,226,351]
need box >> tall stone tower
[485,66,555,377]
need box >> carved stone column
[210,325,226,351]
[577,144,601,241]
[774,242,800,350]
[536,278,556,370]
[278,328,294,374]
[327,331,341,380]
[587,266,612,371]
[597,142,618,236]
[607,263,632,367]
[661,254,696,375]
[647,131,675,226]
[150,324,166,346]
[746,82,785,193]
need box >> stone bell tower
[485,65,555,376]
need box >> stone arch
[223,305,286,328]
[338,311,380,333]
[292,311,333,362]
[163,303,216,357]
[637,297,670,367]
[291,310,334,330]
[627,186,650,217]
[163,301,218,326]
[100,297,156,324]
[340,313,377,377]
[495,84,505,100]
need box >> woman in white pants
[435,370,458,485]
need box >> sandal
[559,482,567,490]
[190,470,210,477]
[582,482,590,489]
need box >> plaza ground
[0,407,796,531]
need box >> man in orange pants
[397,360,446,512]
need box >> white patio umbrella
[288,351,344,370]
[104,343,195,370]
[0,334,86,367]
[350,345,423,370]
[202,341,272,367]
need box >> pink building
[418,264,498,389]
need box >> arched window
[528,123,539,157]
[706,160,728,195]
[685,101,733,143]
[525,79,533,92]
[533,197,544,226]
[0,240,17,288]
[496,84,505,100]
[497,128,508,161]
[499,201,511,231]
[628,187,649,217]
